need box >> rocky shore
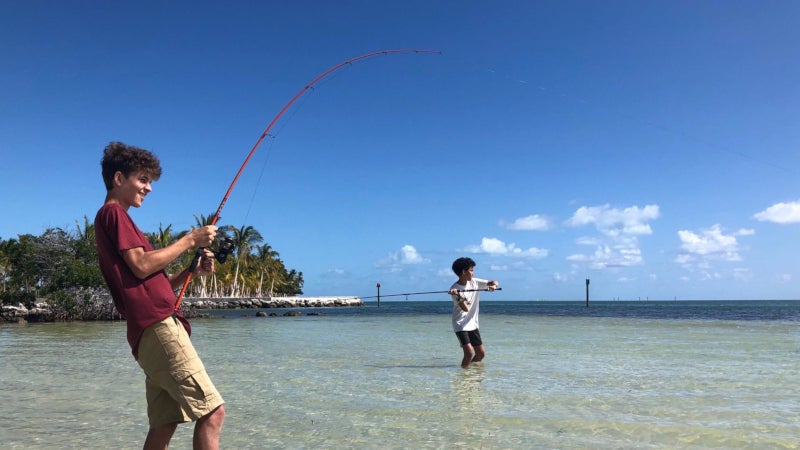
[185,296,364,309]
[1,296,363,323]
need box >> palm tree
[227,225,263,297]
[146,223,174,249]
[254,244,280,297]
[194,214,215,227]
[0,239,10,293]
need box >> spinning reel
[211,238,234,264]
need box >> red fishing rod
[174,48,441,310]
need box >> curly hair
[451,257,476,276]
[100,141,162,190]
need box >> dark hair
[100,141,162,190]
[451,257,476,276]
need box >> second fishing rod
[361,287,502,299]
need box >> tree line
[0,215,304,310]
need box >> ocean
[1,300,798,449]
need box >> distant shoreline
[1,296,364,324]
[185,296,363,309]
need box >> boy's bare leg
[473,344,486,363]
[143,422,178,450]
[193,405,226,450]
[461,343,476,368]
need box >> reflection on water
[453,363,486,410]
[2,307,799,449]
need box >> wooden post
[585,278,590,307]
[376,282,381,307]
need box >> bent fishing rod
[174,48,441,311]
[361,287,502,299]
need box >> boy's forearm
[123,235,195,279]
[169,267,191,290]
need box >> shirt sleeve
[473,278,490,289]
[105,205,147,253]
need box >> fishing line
[242,62,370,225]
[174,49,442,310]
[361,287,502,299]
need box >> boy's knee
[212,405,226,421]
[202,405,226,427]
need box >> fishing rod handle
[187,247,204,273]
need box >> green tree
[1,218,303,312]
[6,234,42,302]
[146,223,175,249]
[0,237,11,293]
[226,225,263,296]
[254,244,280,296]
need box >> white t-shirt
[450,278,489,332]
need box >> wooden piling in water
[585,278,590,307]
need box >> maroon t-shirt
[94,203,190,359]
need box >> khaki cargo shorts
[137,316,224,427]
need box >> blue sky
[2,1,799,300]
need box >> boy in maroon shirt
[95,142,225,449]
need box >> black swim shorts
[455,329,482,347]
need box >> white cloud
[464,237,548,259]
[675,224,752,265]
[567,243,643,269]
[566,204,660,237]
[564,204,659,269]
[378,244,430,266]
[754,201,800,224]
[503,214,551,231]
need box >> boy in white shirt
[448,257,499,368]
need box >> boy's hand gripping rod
[173,49,441,311]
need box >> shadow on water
[365,363,455,369]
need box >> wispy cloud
[565,204,659,269]
[566,204,659,237]
[567,243,643,269]
[502,214,552,231]
[675,224,754,266]
[377,244,430,266]
[754,201,800,224]
[464,237,548,259]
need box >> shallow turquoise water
[1,303,798,449]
